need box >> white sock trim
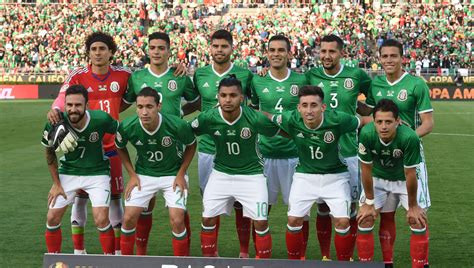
[335,226,351,234]
[287,224,303,232]
[141,211,153,216]
[358,225,374,232]
[121,227,136,234]
[410,226,427,233]
[317,210,330,216]
[97,223,112,232]
[172,229,187,238]
[46,223,61,229]
[201,224,216,230]
[255,227,269,235]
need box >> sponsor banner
[0,85,38,99]
[429,86,474,101]
[44,254,383,268]
[0,74,66,84]
[423,75,474,84]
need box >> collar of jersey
[218,106,242,126]
[139,113,162,135]
[303,112,324,131]
[69,111,90,133]
[212,63,234,77]
[322,64,344,78]
[268,68,291,82]
[148,66,170,78]
[385,72,408,86]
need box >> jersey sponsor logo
[276,86,285,92]
[344,78,354,90]
[262,88,269,93]
[358,143,367,155]
[392,149,403,158]
[191,118,199,128]
[154,81,163,88]
[168,80,177,91]
[116,132,123,143]
[135,140,143,146]
[141,83,148,88]
[311,134,319,140]
[202,82,210,88]
[323,131,335,143]
[86,87,93,93]
[387,90,395,97]
[376,91,382,97]
[240,127,252,139]
[297,132,304,138]
[227,130,236,136]
[214,130,221,136]
[99,85,107,91]
[330,81,338,87]
[382,149,391,156]
[290,85,299,96]
[60,83,69,93]
[161,136,173,147]
[148,139,157,145]
[397,89,408,101]
[110,81,120,93]
[89,132,99,142]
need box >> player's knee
[359,217,375,228]
[46,211,62,227]
[253,220,268,231]
[93,211,110,228]
[202,217,217,227]
[287,216,304,227]
[334,218,350,230]
[169,212,185,231]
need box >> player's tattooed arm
[45,147,58,168]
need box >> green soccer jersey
[41,110,118,176]
[273,110,360,174]
[124,67,198,117]
[306,65,372,158]
[191,106,279,175]
[366,73,433,130]
[251,70,308,159]
[193,63,253,154]
[115,113,196,177]
[358,122,422,181]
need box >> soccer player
[250,35,308,258]
[271,86,362,261]
[192,29,253,257]
[306,34,372,260]
[191,76,278,259]
[42,85,118,255]
[122,32,198,255]
[116,88,197,256]
[47,31,131,255]
[364,39,433,266]
[356,99,428,267]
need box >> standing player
[122,32,198,255]
[43,85,118,255]
[116,88,196,256]
[271,86,362,261]
[306,34,372,260]
[356,99,428,267]
[364,39,433,266]
[192,29,254,257]
[250,35,309,258]
[47,31,131,255]
[191,76,278,259]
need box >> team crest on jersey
[161,136,173,147]
[110,81,120,93]
[358,143,367,155]
[323,131,335,143]
[393,149,403,158]
[89,132,99,142]
[240,127,252,139]
[290,85,299,96]
[344,78,354,90]
[168,80,177,91]
[191,119,199,128]
[397,89,408,102]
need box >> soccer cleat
[239,252,249,258]
[322,256,332,261]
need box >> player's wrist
[360,196,375,206]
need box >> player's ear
[321,103,327,112]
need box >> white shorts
[264,157,298,205]
[203,169,269,221]
[198,152,215,192]
[360,178,409,213]
[50,174,111,209]
[125,174,188,210]
[288,172,351,218]
[417,144,430,209]
[344,156,360,202]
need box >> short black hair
[211,29,233,46]
[268,34,291,51]
[65,84,88,103]
[373,99,400,119]
[379,39,403,57]
[218,74,242,93]
[298,85,324,101]
[149,32,171,49]
[137,87,161,104]
[85,31,117,55]
[321,34,344,51]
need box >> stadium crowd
[0,2,472,74]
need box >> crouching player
[42,85,118,254]
[116,87,196,256]
[356,99,428,267]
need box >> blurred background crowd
[0,1,472,75]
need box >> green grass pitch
[0,100,473,267]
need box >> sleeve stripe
[187,96,200,103]
[355,116,361,128]
[357,157,373,164]
[122,98,133,104]
[404,163,420,168]
[41,142,51,147]
[366,103,375,108]
[418,109,433,114]
[114,142,126,149]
